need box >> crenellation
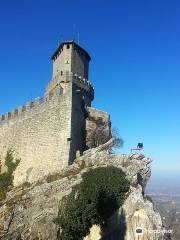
[0,92,63,125]
[11,109,18,118]
[0,115,5,121]
[34,97,43,105]
[5,112,11,120]
[26,101,34,110]
[18,105,26,114]
[46,71,94,97]
[72,73,94,99]
[0,90,67,127]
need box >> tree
[111,127,124,149]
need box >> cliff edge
[0,139,162,240]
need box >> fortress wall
[86,107,111,148]
[73,74,94,94]
[0,85,72,186]
[46,72,94,97]
[87,107,110,120]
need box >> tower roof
[51,40,91,61]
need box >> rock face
[0,139,162,240]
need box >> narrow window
[60,71,63,76]
[66,44,70,49]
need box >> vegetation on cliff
[0,150,20,201]
[55,166,130,240]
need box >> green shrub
[56,166,130,240]
[0,172,12,190]
[0,150,20,201]
[5,150,20,175]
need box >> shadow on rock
[101,208,127,240]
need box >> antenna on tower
[59,36,63,46]
[72,24,80,44]
[77,32,80,45]
[73,24,76,41]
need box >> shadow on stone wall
[101,209,127,240]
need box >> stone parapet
[0,91,63,124]
[46,72,94,100]
[72,73,94,100]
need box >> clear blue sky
[0,0,179,181]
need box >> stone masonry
[0,41,111,186]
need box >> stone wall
[86,107,111,148]
[46,72,94,98]
[0,72,110,187]
[0,84,72,186]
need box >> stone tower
[46,41,94,163]
[51,40,90,80]
[46,41,93,105]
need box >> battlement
[0,88,64,124]
[0,72,94,125]
[46,72,94,100]
[72,72,94,92]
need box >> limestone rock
[0,139,162,240]
[84,225,101,240]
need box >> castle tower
[46,41,94,163]
[46,41,93,102]
[51,40,90,79]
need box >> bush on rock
[0,150,20,201]
[56,166,130,240]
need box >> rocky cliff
[0,139,162,240]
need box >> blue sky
[0,0,179,181]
